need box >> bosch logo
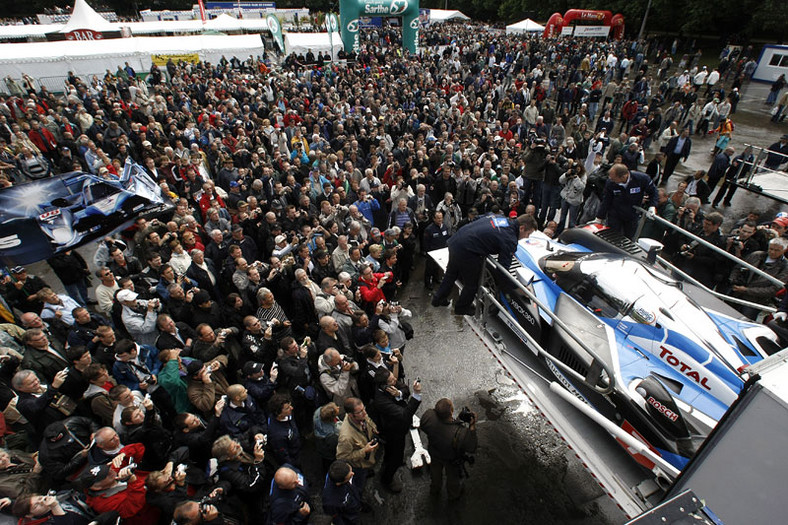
[346,20,359,32]
[647,396,679,422]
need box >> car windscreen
[84,181,122,202]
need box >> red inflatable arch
[543,9,625,40]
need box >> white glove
[774,312,787,322]
[647,206,657,218]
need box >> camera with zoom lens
[458,406,474,424]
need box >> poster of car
[0,160,172,267]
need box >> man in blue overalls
[595,163,658,239]
[431,214,538,316]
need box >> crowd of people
[0,21,785,524]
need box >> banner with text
[151,53,200,66]
[573,26,611,37]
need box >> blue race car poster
[0,160,172,266]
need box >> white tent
[506,18,545,34]
[0,34,264,80]
[427,9,470,23]
[58,0,115,33]
[284,32,342,60]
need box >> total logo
[346,19,359,32]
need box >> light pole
[637,0,652,41]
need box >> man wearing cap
[117,289,161,347]
[243,360,278,408]
[186,356,229,418]
[594,163,658,240]
[2,266,49,314]
[83,463,156,522]
[432,214,538,316]
[230,224,258,263]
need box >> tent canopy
[284,32,342,60]
[0,34,264,80]
[506,18,545,34]
[427,9,470,23]
[59,0,115,33]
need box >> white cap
[117,289,139,303]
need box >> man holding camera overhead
[420,398,478,500]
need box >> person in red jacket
[83,463,158,524]
[28,121,58,162]
[357,264,389,312]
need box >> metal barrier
[0,72,154,97]
[635,207,781,313]
[730,143,788,205]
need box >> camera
[141,374,154,384]
[458,406,474,424]
[342,355,355,364]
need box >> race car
[482,225,781,471]
[0,160,172,266]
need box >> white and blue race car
[483,225,781,471]
[0,159,171,266]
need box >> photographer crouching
[419,398,478,500]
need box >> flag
[197,0,207,24]
[266,14,284,53]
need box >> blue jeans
[63,279,89,306]
[557,201,580,233]
[539,184,562,223]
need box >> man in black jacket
[419,398,478,500]
[663,128,692,180]
[155,314,196,353]
[37,417,98,486]
[677,211,727,288]
[173,398,226,469]
[372,370,421,493]
[47,250,93,306]
[13,369,69,441]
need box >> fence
[725,143,788,205]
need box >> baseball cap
[80,464,111,487]
[275,234,287,244]
[242,361,264,376]
[185,359,204,376]
[116,289,138,302]
[229,181,240,188]
[9,266,25,274]
[772,217,788,228]
[142,140,152,147]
